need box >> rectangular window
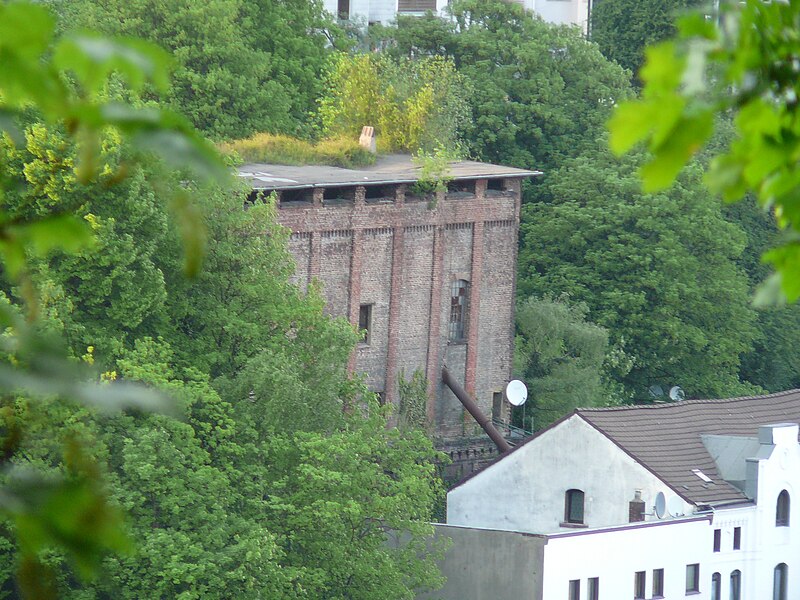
[713,528,721,552]
[492,391,503,420]
[358,304,372,344]
[564,489,585,524]
[588,577,599,600]
[733,526,741,550]
[653,568,664,597]
[686,563,700,593]
[634,571,646,599]
[448,280,469,342]
[398,0,436,11]
[569,579,580,600]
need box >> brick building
[238,156,537,470]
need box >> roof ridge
[577,388,800,414]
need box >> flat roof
[237,154,541,190]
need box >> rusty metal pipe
[441,366,511,453]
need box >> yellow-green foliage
[319,53,471,155]
[218,133,376,168]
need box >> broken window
[448,279,469,342]
[358,304,372,344]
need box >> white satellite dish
[667,495,684,517]
[669,386,685,402]
[654,492,666,519]
[506,380,528,407]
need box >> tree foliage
[518,144,759,400]
[609,0,800,302]
[591,0,702,79]
[514,297,617,430]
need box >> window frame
[568,579,580,600]
[686,563,700,594]
[587,577,599,600]
[448,279,470,342]
[774,563,788,600]
[564,489,585,525]
[634,571,646,600]
[713,528,721,552]
[733,527,741,550]
[776,490,790,527]
[652,568,664,598]
[358,303,373,345]
[730,570,741,600]
[711,572,721,600]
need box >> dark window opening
[777,490,790,526]
[486,178,509,193]
[634,571,645,599]
[774,563,788,600]
[446,180,476,196]
[337,0,349,19]
[733,527,741,550]
[364,185,394,203]
[279,188,314,206]
[376,391,385,405]
[730,570,741,600]
[564,489,585,525]
[449,279,469,342]
[686,564,700,593]
[358,304,372,344]
[587,577,598,600]
[711,572,721,600]
[653,568,664,598]
[713,528,721,552]
[568,579,580,600]
[323,186,355,204]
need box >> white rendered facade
[322,0,590,31]
[433,402,800,599]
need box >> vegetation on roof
[218,133,377,168]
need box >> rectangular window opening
[364,185,394,203]
[568,579,580,600]
[634,571,646,599]
[323,186,355,204]
[686,563,700,593]
[713,528,721,552]
[587,577,599,600]
[398,0,436,12]
[446,180,476,197]
[448,279,469,342]
[653,568,664,598]
[279,188,314,206]
[358,304,372,344]
[492,391,503,421]
[733,526,741,550]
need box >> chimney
[359,126,377,154]
[629,490,645,522]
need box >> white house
[323,0,591,31]
[430,390,800,599]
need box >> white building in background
[428,391,800,599]
[323,0,591,32]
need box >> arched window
[774,563,788,600]
[776,490,790,526]
[730,570,741,600]
[711,572,721,600]
[449,279,469,342]
[564,489,585,524]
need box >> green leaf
[0,109,24,146]
[13,214,95,257]
[170,190,207,278]
[608,101,657,155]
[0,4,54,59]
[53,33,172,94]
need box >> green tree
[590,0,702,79]
[609,0,800,302]
[514,296,615,430]
[518,144,759,400]
[385,0,632,171]
[54,0,339,140]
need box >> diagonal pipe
[441,366,511,453]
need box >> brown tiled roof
[578,389,800,505]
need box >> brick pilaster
[383,227,404,416]
[309,231,321,284]
[426,225,444,426]
[347,230,363,373]
[465,222,484,397]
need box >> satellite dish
[669,386,685,402]
[667,495,684,517]
[654,492,666,519]
[506,380,528,407]
[648,384,665,399]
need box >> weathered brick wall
[356,227,393,393]
[274,179,521,442]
